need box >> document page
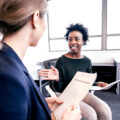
[52,71,97,120]
[90,79,120,91]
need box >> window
[107,0,120,50]
[47,0,120,51]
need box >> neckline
[63,55,85,60]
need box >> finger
[46,97,63,105]
[103,83,108,87]
[53,97,63,104]
[38,73,48,77]
[38,69,51,73]
[41,77,55,81]
[38,71,49,74]
[67,104,74,111]
[51,66,58,71]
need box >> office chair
[43,58,58,69]
[40,58,58,97]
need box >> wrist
[55,76,59,81]
[51,112,56,120]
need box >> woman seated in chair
[38,23,112,120]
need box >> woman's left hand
[97,82,108,87]
[45,97,63,110]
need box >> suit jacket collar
[1,42,28,72]
[1,42,51,117]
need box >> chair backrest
[41,58,58,97]
[43,58,58,69]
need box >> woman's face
[68,31,84,53]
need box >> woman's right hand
[61,105,82,120]
[38,66,59,81]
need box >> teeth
[72,46,77,48]
[71,46,77,48]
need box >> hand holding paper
[52,71,97,120]
[90,79,120,91]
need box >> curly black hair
[64,23,89,45]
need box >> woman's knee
[96,101,112,120]
[80,102,97,120]
[83,93,112,120]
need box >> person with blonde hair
[0,0,82,120]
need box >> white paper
[52,71,97,120]
[90,79,120,91]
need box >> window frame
[47,0,120,52]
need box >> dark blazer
[0,42,51,120]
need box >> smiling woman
[39,23,112,120]
[64,24,88,56]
